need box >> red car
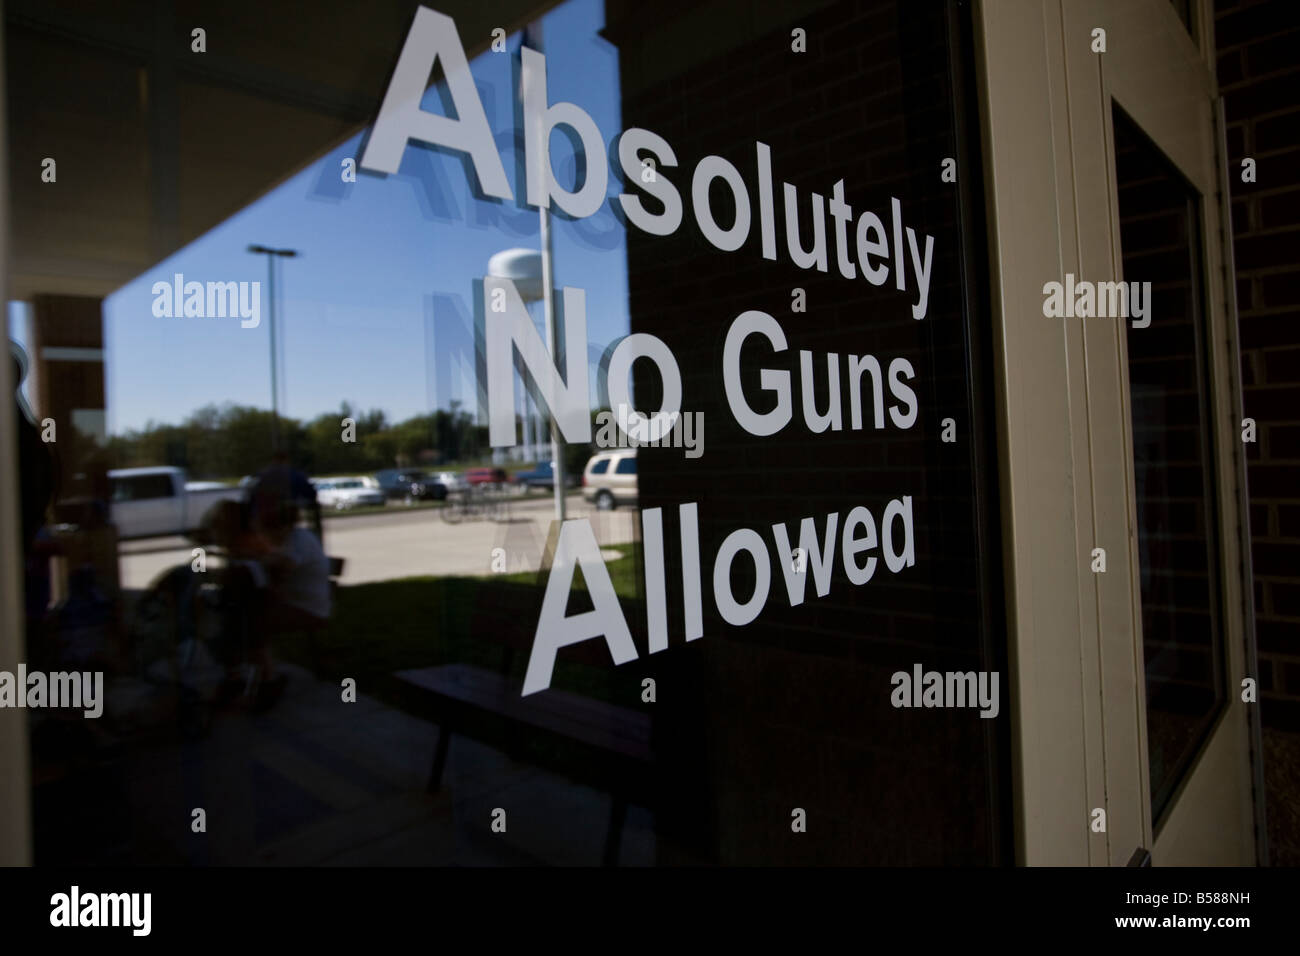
[462,467,507,486]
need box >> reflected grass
[277,544,643,709]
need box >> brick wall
[1216,0,1300,730]
[605,0,1010,864]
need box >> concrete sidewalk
[34,662,654,866]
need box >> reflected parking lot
[118,491,636,589]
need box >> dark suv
[374,469,448,503]
[512,460,578,491]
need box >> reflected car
[431,471,468,494]
[463,467,508,487]
[313,478,387,510]
[374,469,449,503]
[511,460,577,491]
[104,466,245,539]
[581,450,637,510]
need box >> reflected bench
[393,662,652,866]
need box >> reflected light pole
[516,18,568,523]
[247,244,298,452]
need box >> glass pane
[9,0,1009,865]
[1113,106,1226,824]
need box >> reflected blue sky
[90,0,627,435]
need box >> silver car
[581,450,637,510]
[313,477,386,510]
[431,471,468,494]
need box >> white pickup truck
[109,467,245,539]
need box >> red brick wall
[1216,0,1300,729]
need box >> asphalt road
[118,493,637,591]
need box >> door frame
[975,0,1259,865]
[0,0,33,867]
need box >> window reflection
[10,0,1009,865]
[1114,106,1226,824]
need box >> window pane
[1113,106,1226,824]
[10,0,1010,865]
[144,475,174,498]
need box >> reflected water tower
[487,248,545,465]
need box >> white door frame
[976,0,1258,865]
